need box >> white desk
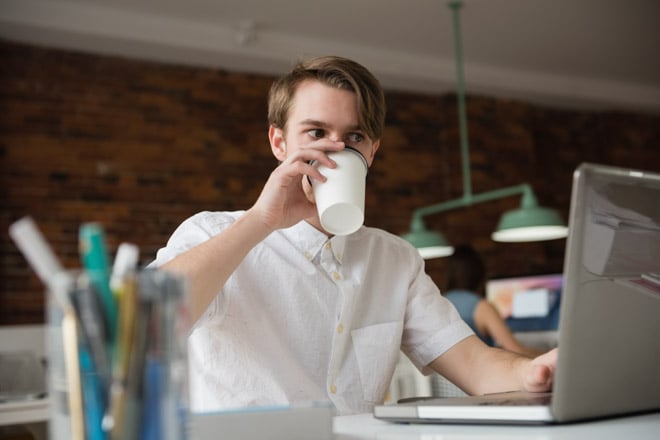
[3,402,659,440]
[0,325,49,440]
[333,412,660,440]
[0,398,49,440]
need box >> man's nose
[327,133,344,144]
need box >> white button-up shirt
[151,211,472,415]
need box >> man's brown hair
[268,56,386,142]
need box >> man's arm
[160,145,339,323]
[161,210,272,323]
[428,335,557,395]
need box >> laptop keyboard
[477,393,552,406]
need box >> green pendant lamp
[402,1,568,259]
[492,187,568,242]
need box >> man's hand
[522,347,557,392]
[251,142,343,231]
[429,336,558,396]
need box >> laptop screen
[552,163,660,421]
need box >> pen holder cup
[46,269,190,440]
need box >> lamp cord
[450,1,472,202]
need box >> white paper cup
[312,146,368,235]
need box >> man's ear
[269,125,287,161]
[366,140,381,166]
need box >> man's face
[268,79,380,205]
[272,79,380,166]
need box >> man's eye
[347,133,364,144]
[308,129,325,139]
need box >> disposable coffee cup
[311,146,368,235]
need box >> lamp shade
[402,227,454,259]
[492,205,568,242]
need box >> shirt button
[332,271,341,281]
[325,242,332,250]
[304,252,313,261]
[337,323,344,334]
[330,384,337,394]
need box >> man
[152,56,556,415]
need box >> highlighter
[79,223,118,350]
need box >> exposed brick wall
[1,41,659,324]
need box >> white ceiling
[1,0,659,113]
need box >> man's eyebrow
[299,119,328,127]
[298,119,363,132]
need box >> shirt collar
[286,220,348,265]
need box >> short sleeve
[401,254,473,372]
[149,211,237,267]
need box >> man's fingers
[286,144,341,168]
[526,363,553,392]
[534,365,550,384]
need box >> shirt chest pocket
[351,321,404,402]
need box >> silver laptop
[375,163,660,424]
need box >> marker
[79,344,107,440]
[105,242,139,436]
[110,242,139,294]
[8,217,69,309]
[79,222,118,345]
[73,276,111,412]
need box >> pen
[72,276,112,414]
[54,272,87,440]
[105,242,139,437]
[109,242,139,373]
[61,299,87,440]
[79,222,118,347]
[79,344,107,440]
[105,274,137,439]
[137,270,161,440]
[119,285,151,440]
[141,356,163,440]
[110,242,139,295]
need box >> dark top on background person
[444,245,543,358]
